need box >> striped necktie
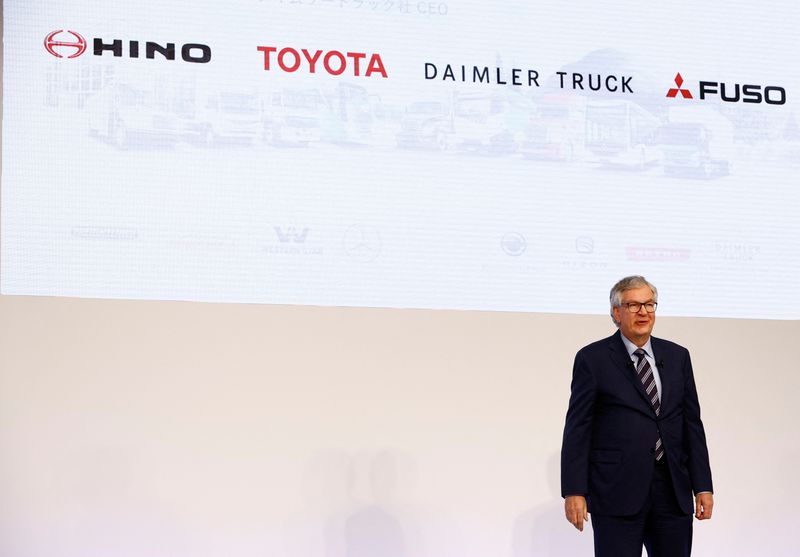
[634,348,664,461]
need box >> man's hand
[564,495,589,531]
[695,492,714,520]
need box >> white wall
[1,295,797,556]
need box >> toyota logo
[44,30,87,59]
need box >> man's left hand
[695,492,714,520]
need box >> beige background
[0,294,797,556]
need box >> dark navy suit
[561,330,713,554]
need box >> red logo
[257,46,387,78]
[666,73,692,99]
[44,30,87,59]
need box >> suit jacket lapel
[607,330,657,414]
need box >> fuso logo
[666,73,692,99]
[44,30,87,58]
[667,71,786,105]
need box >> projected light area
[3,1,798,318]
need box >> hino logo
[44,30,87,58]
[94,39,211,63]
[257,46,387,78]
[44,30,211,63]
[668,72,786,105]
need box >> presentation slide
[3,0,799,319]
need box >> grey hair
[609,275,658,326]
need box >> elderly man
[560,275,714,557]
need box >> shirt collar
[620,333,654,360]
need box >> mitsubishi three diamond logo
[666,73,693,99]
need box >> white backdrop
[1,297,798,557]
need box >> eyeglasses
[621,302,657,313]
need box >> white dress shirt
[620,333,662,400]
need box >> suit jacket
[560,330,713,516]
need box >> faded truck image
[659,106,734,178]
[86,82,180,148]
[450,92,531,154]
[260,83,386,147]
[319,83,375,145]
[182,91,261,146]
[521,93,586,161]
[396,92,532,154]
[261,88,323,146]
[396,100,453,150]
[585,100,661,169]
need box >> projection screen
[2,0,799,319]
[2,1,799,556]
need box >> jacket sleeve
[682,350,714,494]
[561,351,596,498]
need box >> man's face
[613,285,656,346]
